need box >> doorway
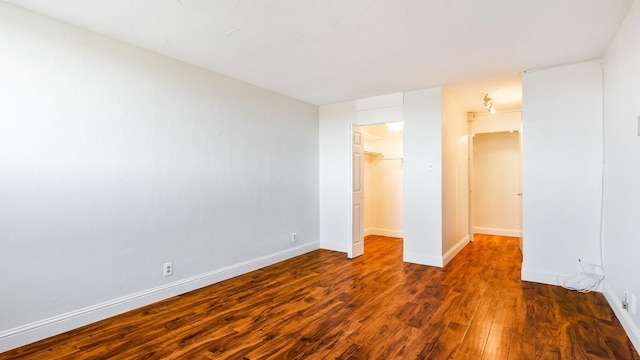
[472,131,522,238]
[469,109,523,252]
[350,122,404,258]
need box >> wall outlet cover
[164,262,173,277]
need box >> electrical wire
[557,260,605,293]
[558,62,607,294]
[598,61,606,275]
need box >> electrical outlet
[164,262,173,277]
[291,233,297,242]
[623,290,629,311]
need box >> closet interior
[363,122,403,239]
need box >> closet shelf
[364,151,384,158]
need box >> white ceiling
[4,0,634,111]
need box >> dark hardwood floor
[2,234,638,359]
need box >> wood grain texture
[2,234,638,359]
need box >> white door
[349,125,364,258]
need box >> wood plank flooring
[2,234,638,359]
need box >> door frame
[468,111,523,242]
[348,95,404,258]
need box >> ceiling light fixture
[386,121,403,133]
[483,94,495,114]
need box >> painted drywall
[472,111,522,134]
[403,88,444,266]
[441,90,470,264]
[363,141,378,236]
[319,89,443,266]
[318,102,356,252]
[0,3,319,351]
[602,0,640,351]
[363,124,403,238]
[521,61,604,285]
[473,132,521,237]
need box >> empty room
[1,0,640,359]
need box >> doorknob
[517,193,523,196]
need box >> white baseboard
[474,227,522,237]
[521,267,562,287]
[404,252,443,267]
[364,227,374,236]
[521,266,603,293]
[364,227,403,238]
[603,282,640,354]
[319,240,346,253]
[0,242,319,353]
[443,234,470,266]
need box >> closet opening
[361,122,404,255]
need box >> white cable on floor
[557,260,605,293]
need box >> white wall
[441,90,470,264]
[472,111,522,134]
[0,3,319,351]
[473,132,521,237]
[403,88,444,266]
[318,102,356,252]
[602,0,640,351]
[521,61,604,285]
